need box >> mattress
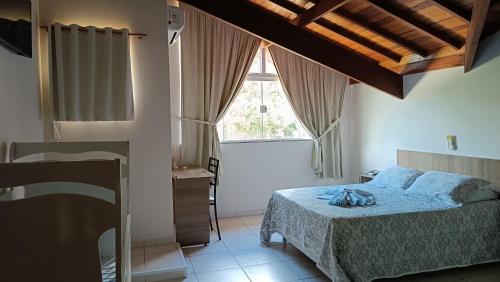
[101,257,116,282]
[260,184,500,282]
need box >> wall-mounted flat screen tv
[0,0,32,58]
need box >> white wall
[38,0,173,243]
[351,32,500,176]
[217,91,354,217]
[0,0,43,162]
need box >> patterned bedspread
[260,184,500,282]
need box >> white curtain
[179,4,261,167]
[49,23,134,121]
[269,45,347,178]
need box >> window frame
[218,47,311,143]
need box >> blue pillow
[404,171,491,205]
[370,166,423,190]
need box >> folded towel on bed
[318,187,376,207]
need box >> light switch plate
[447,135,457,150]
[260,105,268,114]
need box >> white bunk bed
[9,141,132,282]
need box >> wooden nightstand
[359,173,375,183]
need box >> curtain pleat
[269,45,347,178]
[49,23,134,122]
[179,4,261,168]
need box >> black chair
[208,157,221,241]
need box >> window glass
[248,48,262,74]
[218,48,310,142]
[219,81,262,140]
[262,81,300,139]
[265,49,277,74]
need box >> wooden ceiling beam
[390,54,464,75]
[307,0,430,57]
[464,0,491,72]
[179,0,403,98]
[367,0,464,49]
[269,0,402,62]
[429,0,471,24]
[291,0,350,27]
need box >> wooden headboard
[398,150,500,188]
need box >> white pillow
[465,184,498,203]
[369,166,423,190]
[404,171,491,205]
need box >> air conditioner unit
[168,6,184,46]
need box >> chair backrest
[0,160,122,282]
[208,157,219,188]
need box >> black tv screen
[0,0,32,58]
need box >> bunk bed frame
[0,160,122,282]
[9,141,131,282]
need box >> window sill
[220,138,312,145]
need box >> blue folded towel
[318,187,376,207]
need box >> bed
[8,141,131,282]
[260,150,500,282]
[0,160,123,282]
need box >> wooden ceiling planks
[367,0,465,49]
[180,0,404,98]
[429,0,471,23]
[291,0,351,26]
[181,0,498,96]
[256,0,498,73]
[332,8,430,56]
[268,0,403,62]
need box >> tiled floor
[164,215,500,282]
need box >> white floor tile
[243,261,301,282]
[247,224,261,235]
[183,241,229,257]
[239,215,263,226]
[185,257,194,274]
[189,253,240,273]
[283,258,324,280]
[268,233,288,246]
[231,247,282,266]
[271,244,307,261]
[220,226,255,239]
[223,236,266,253]
[165,273,199,282]
[210,230,222,242]
[196,268,250,282]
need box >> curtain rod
[39,25,147,39]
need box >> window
[218,47,310,142]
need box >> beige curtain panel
[269,45,347,178]
[179,4,261,167]
[49,23,134,121]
